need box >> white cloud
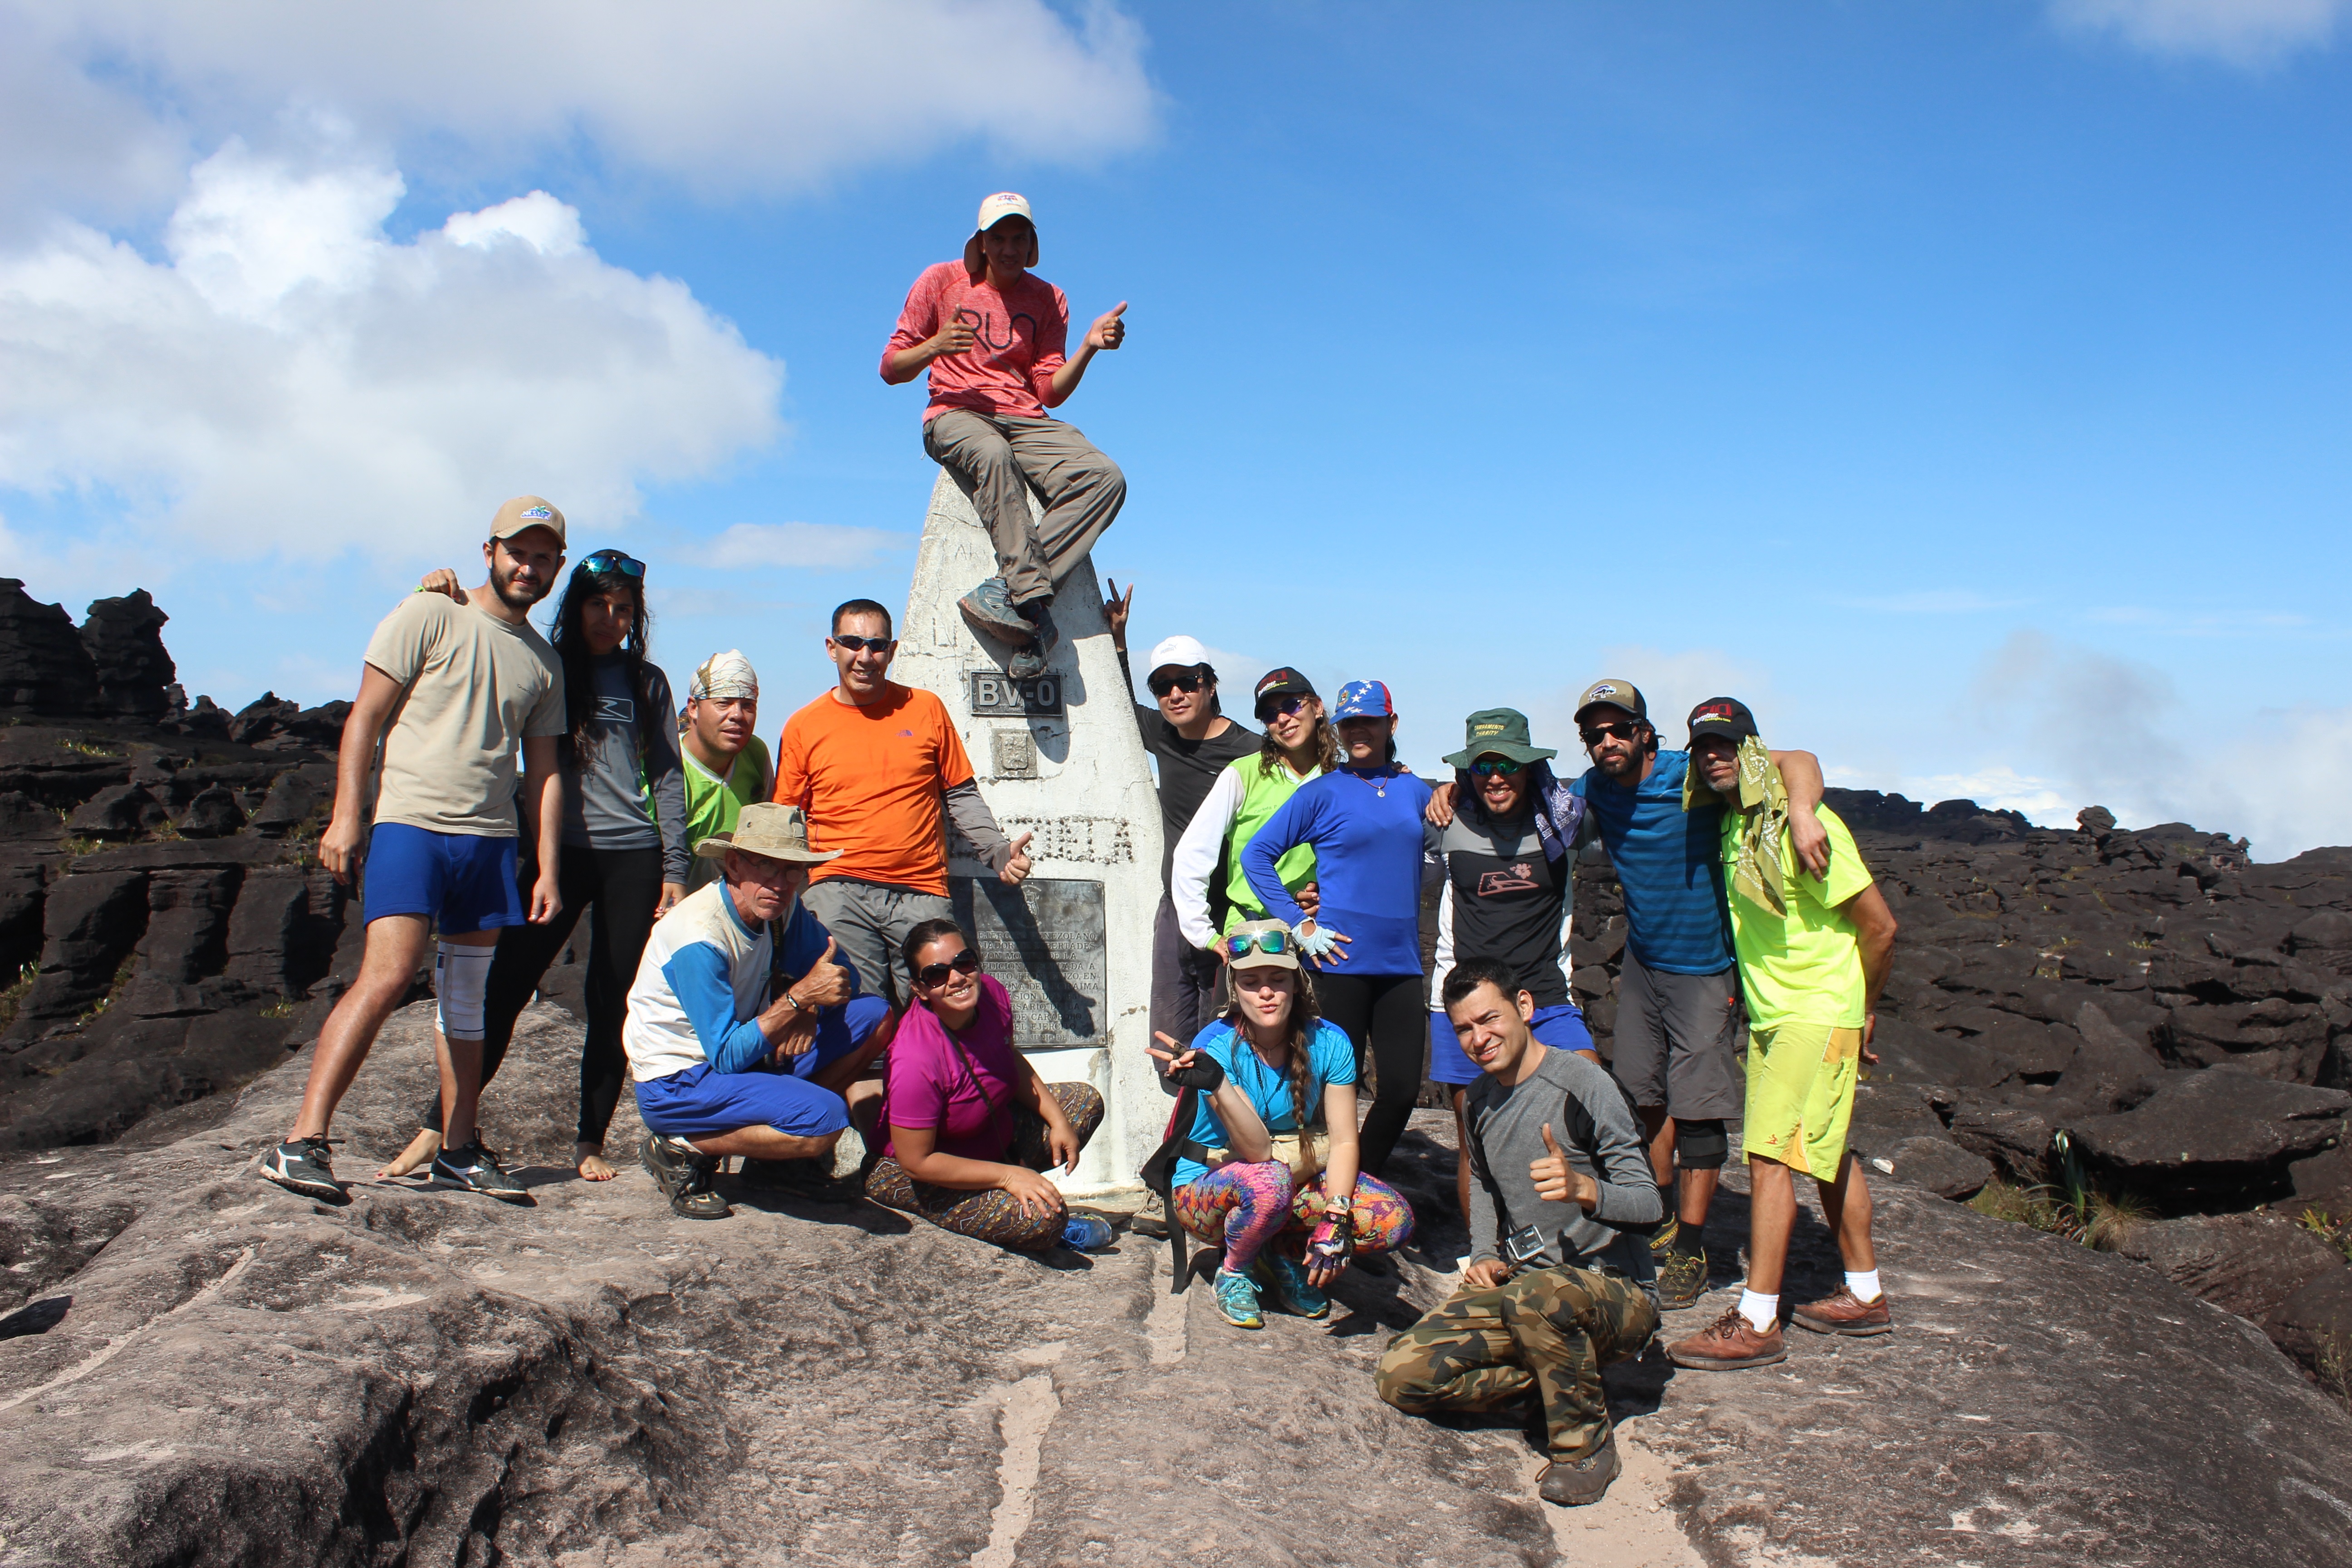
[703,521,910,573]
[2,0,1156,205]
[2050,0,2348,67]
[0,137,783,566]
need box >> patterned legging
[1173,1163,1415,1273]
[864,1082,1103,1251]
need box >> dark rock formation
[2072,1073,2351,1200]
[0,582,100,718]
[76,591,174,720]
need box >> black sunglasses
[1580,721,1639,745]
[1256,694,1310,720]
[1148,669,1208,698]
[833,634,895,652]
[582,549,645,578]
[915,948,981,989]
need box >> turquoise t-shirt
[1173,1018,1358,1186]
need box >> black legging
[1312,969,1425,1176]
[421,843,665,1148]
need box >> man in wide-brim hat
[621,803,896,1219]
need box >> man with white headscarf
[682,649,772,891]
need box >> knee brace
[434,941,495,1042]
[1675,1118,1729,1170]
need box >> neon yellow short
[1742,1020,1863,1182]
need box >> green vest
[1219,755,1321,935]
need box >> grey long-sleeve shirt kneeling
[1466,1046,1664,1302]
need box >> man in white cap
[681,649,771,892]
[1102,583,1259,1059]
[881,191,1131,681]
[625,803,896,1219]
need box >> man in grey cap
[882,192,1131,681]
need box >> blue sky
[2,1,2347,853]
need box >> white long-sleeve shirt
[1171,759,1321,949]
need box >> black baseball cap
[1687,697,1759,746]
[1253,667,1318,720]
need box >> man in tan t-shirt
[260,496,569,1205]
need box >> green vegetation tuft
[2298,1208,2352,1264]
[1969,1133,2150,1251]
[0,960,38,1031]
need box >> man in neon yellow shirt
[1664,698,1900,1373]
[681,650,773,890]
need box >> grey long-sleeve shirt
[943,779,1014,872]
[1466,1045,1663,1300]
[561,654,690,885]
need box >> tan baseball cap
[693,802,840,864]
[1217,917,1300,971]
[490,495,567,544]
[1573,678,1647,725]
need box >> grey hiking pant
[923,410,1127,606]
[797,877,954,1009]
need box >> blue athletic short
[1428,1002,1597,1086]
[634,995,890,1139]
[361,823,524,934]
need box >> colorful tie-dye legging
[1173,1162,1415,1273]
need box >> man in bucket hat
[882,191,1131,681]
[623,804,896,1219]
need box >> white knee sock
[1846,1268,1882,1303]
[1737,1289,1778,1333]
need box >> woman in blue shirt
[1240,680,1433,1179]
[1152,919,1416,1330]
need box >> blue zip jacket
[1243,765,1433,976]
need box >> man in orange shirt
[774,598,1035,1004]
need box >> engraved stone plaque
[991,727,1038,779]
[949,876,1105,1049]
[967,669,1066,716]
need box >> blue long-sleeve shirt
[624,880,865,1080]
[1242,765,1433,976]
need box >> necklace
[1347,765,1394,799]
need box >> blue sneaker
[958,578,1034,645]
[1213,1267,1265,1330]
[1253,1254,1331,1319]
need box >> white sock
[1737,1289,1778,1333]
[1846,1269,1882,1303]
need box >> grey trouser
[797,877,955,1009]
[1150,892,1225,1096]
[1611,951,1743,1121]
[923,410,1127,606]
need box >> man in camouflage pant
[1377,957,1663,1507]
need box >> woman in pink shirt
[863,917,1103,1249]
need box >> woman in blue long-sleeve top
[1242,679,1432,1177]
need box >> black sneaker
[431,1141,534,1205]
[741,1156,857,1205]
[260,1136,343,1200]
[1539,1432,1622,1507]
[1006,600,1058,680]
[642,1134,730,1220]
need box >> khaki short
[1742,1020,1862,1182]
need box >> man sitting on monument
[625,804,896,1220]
[773,599,1034,1006]
[681,649,772,892]
[881,191,1129,681]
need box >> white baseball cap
[1147,635,1211,676]
[975,191,1034,232]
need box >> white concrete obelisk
[891,470,1162,1196]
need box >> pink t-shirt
[882,973,1023,1161]
[882,261,1070,422]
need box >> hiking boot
[259,1136,343,1201]
[1666,1307,1787,1371]
[741,1156,857,1205]
[1649,1215,1680,1259]
[431,1142,533,1205]
[1213,1266,1265,1329]
[1252,1253,1331,1320]
[1539,1431,1622,1507]
[1130,1191,1170,1238]
[641,1134,729,1220]
[958,578,1034,646]
[1655,1245,1710,1309]
[1791,1285,1893,1337]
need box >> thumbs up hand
[1530,1123,1599,1210]
[1086,301,1128,352]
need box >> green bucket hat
[1442,707,1557,769]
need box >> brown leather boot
[1791,1285,1893,1336]
[1666,1306,1787,1371]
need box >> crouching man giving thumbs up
[1376,956,1664,1509]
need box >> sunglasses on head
[915,947,980,988]
[582,549,645,578]
[833,634,893,653]
[1470,757,1521,777]
[1256,694,1310,721]
[1580,721,1638,745]
[1223,929,1290,960]
[1149,669,1208,698]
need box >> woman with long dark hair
[1169,666,1334,954]
[1239,680,1434,1182]
[1152,918,1416,1330]
[382,549,688,1181]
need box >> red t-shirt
[883,261,1070,422]
[771,683,975,896]
[882,974,1022,1162]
